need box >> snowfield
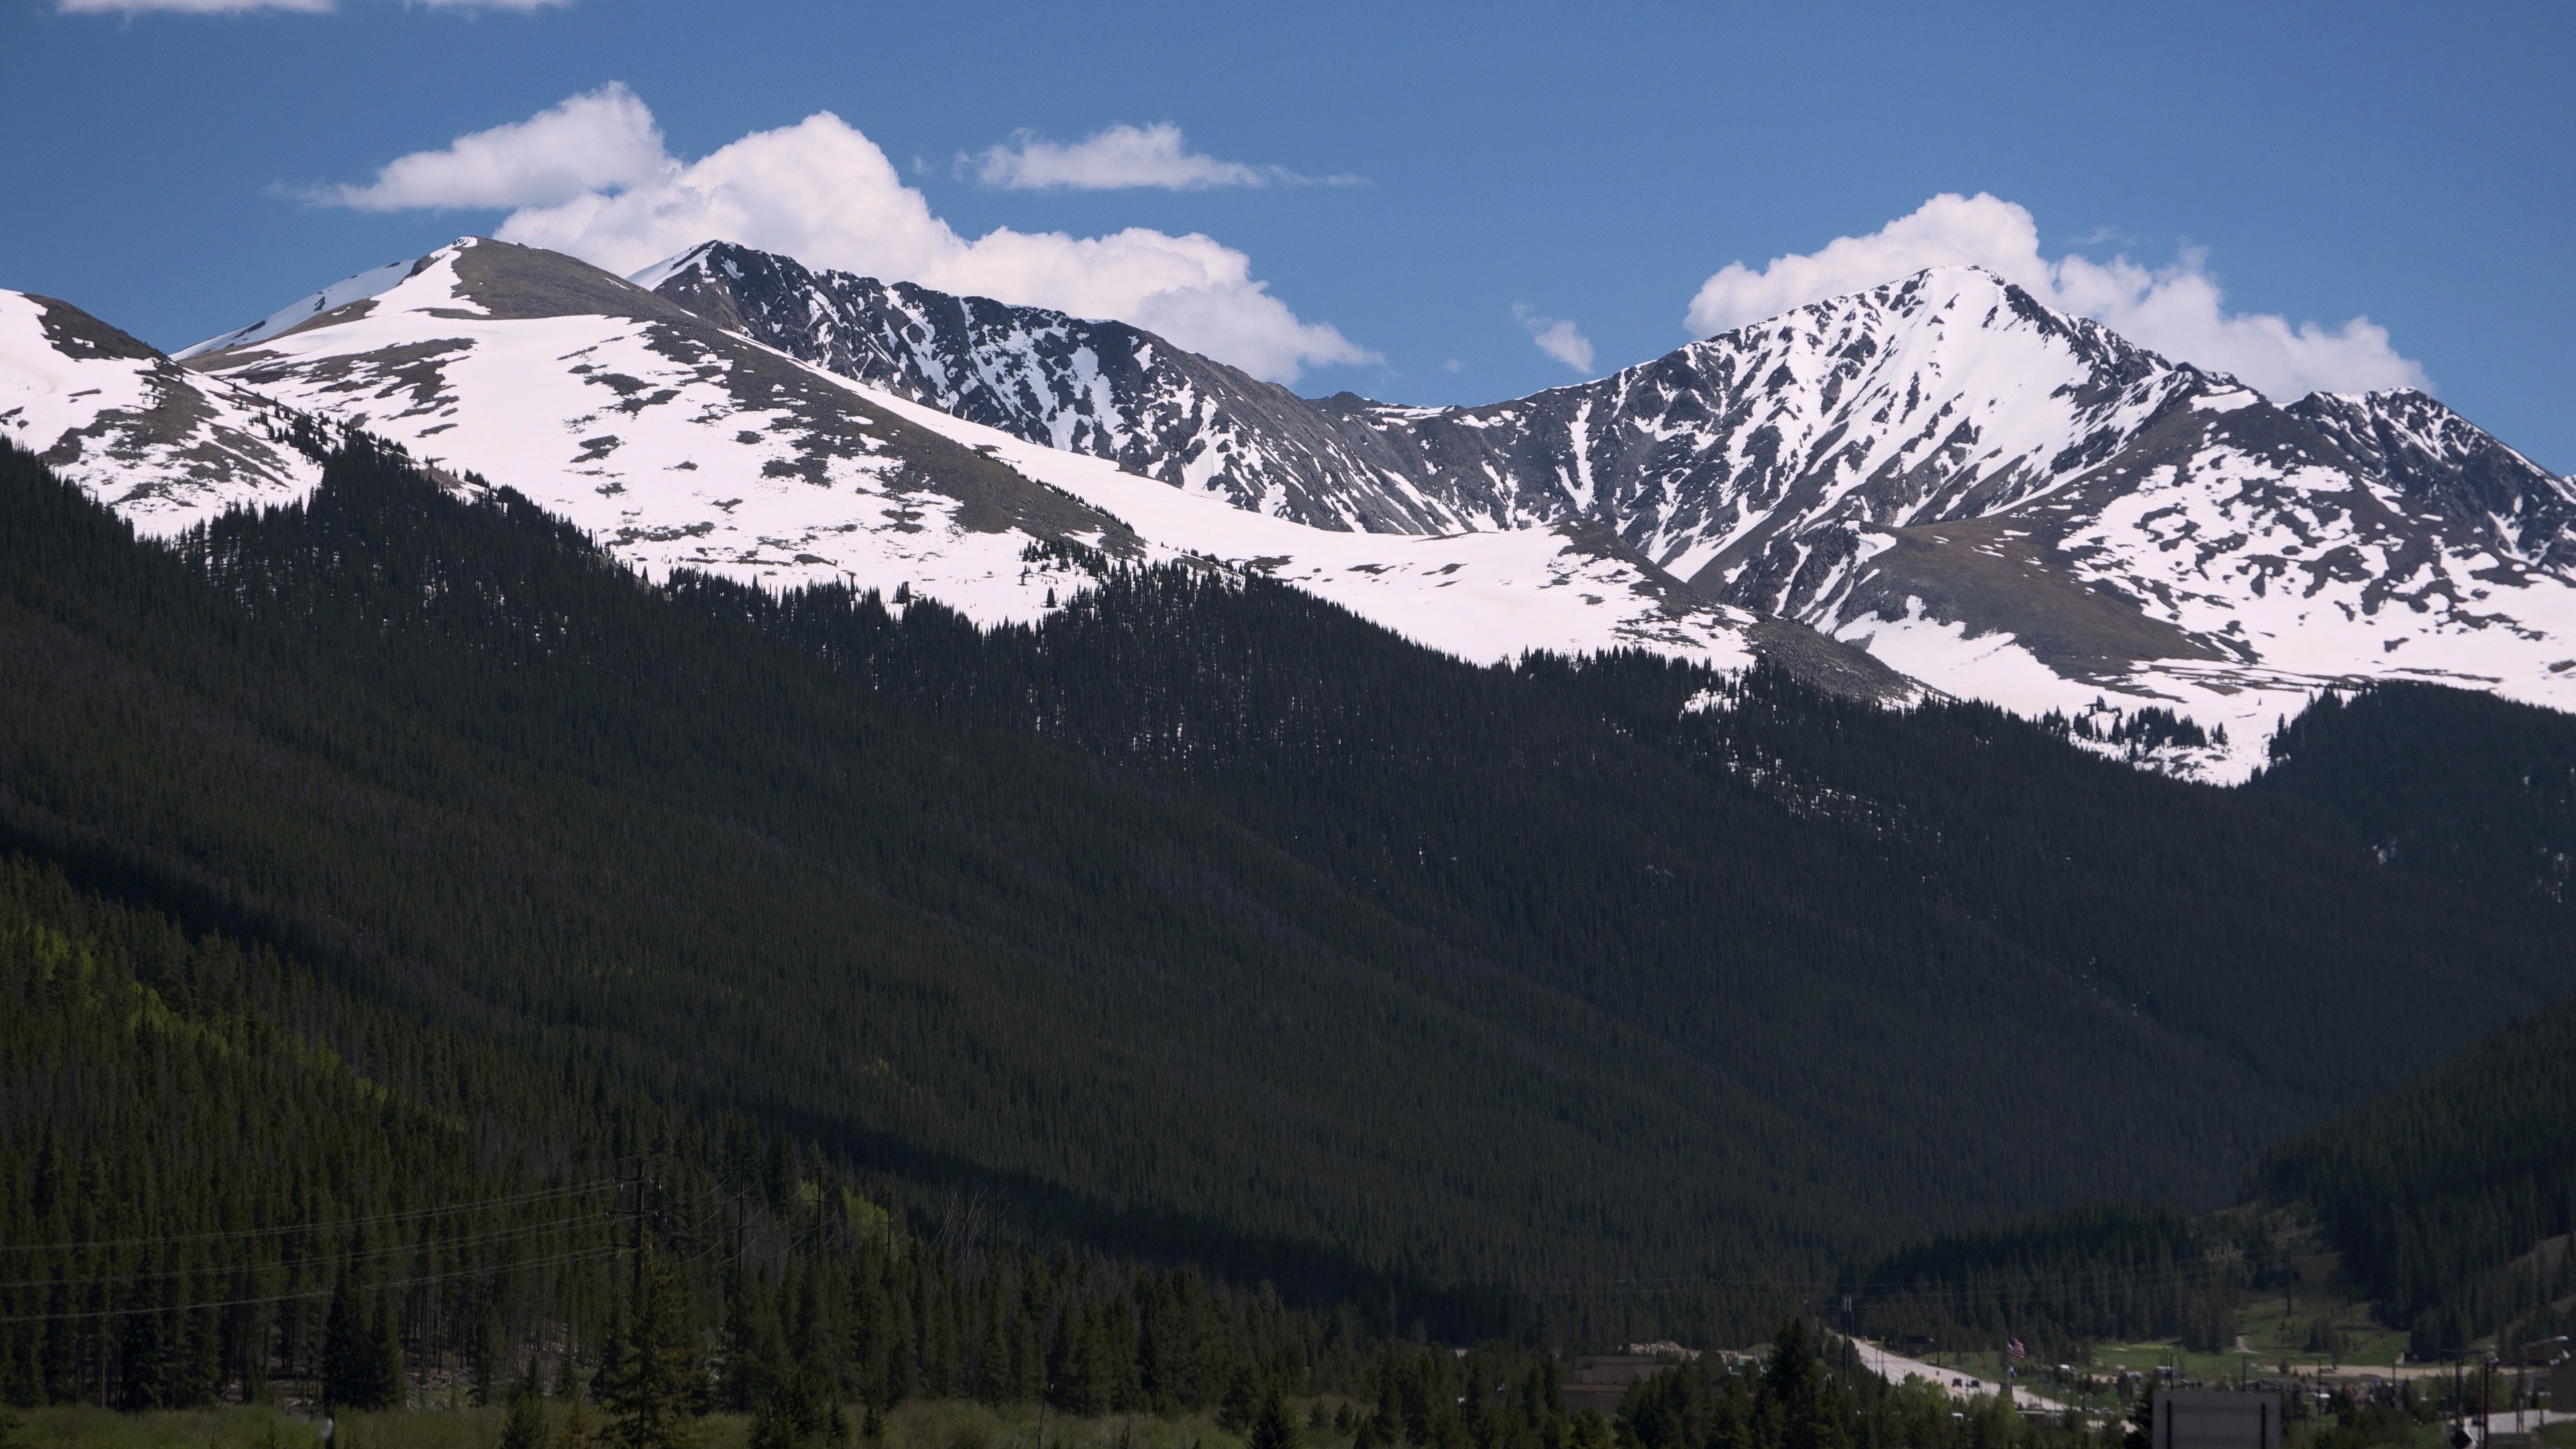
[10,235,2574,784]
[160,241,1770,673]
[0,289,321,535]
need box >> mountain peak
[627,239,730,293]
[2,288,320,531]
[19,236,2574,785]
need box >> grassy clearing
[10,1405,327,1449]
[0,1402,1263,1449]
[2082,1295,2408,1386]
[2231,1295,2412,1374]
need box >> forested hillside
[1835,1207,2236,1365]
[2254,985,2576,1356]
[0,848,1402,1415]
[4,431,2575,1381]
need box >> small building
[1562,1355,1668,1416]
[2154,1391,2282,1449]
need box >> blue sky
[5,0,2570,469]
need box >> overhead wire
[0,1178,617,1255]
[0,1209,619,1293]
[0,1242,627,1325]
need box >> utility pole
[2451,1354,2466,1449]
[615,1157,651,1301]
[2481,1354,2493,1449]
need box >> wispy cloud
[1682,192,2427,400]
[966,123,1360,192]
[1513,305,1595,374]
[60,0,332,12]
[303,89,1376,384]
[62,0,566,14]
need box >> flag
[2007,1338,2027,1360]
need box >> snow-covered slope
[0,288,321,534]
[173,258,415,360]
[140,239,1894,692]
[23,235,2569,776]
[641,241,1449,532]
[653,250,2576,778]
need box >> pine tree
[476,1306,507,1408]
[1220,1364,1260,1434]
[749,1388,801,1449]
[559,1386,597,1449]
[1763,1318,1835,1449]
[502,1364,550,1449]
[604,1250,702,1449]
[1250,1386,1299,1449]
[321,1281,372,1410]
[366,1296,406,1411]
[2125,1379,2157,1449]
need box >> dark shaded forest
[5,431,2575,1404]
[2255,979,2576,1357]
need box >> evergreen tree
[366,1296,407,1411]
[1220,1364,1260,1434]
[476,1306,507,1408]
[502,1364,551,1449]
[321,1281,372,1410]
[559,1386,597,1449]
[604,1250,701,1449]
[749,1389,801,1449]
[1250,1386,1300,1449]
[1764,1318,1837,1449]
[2125,1381,2157,1449]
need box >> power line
[0,1243,625,1325]
[0,1208,615,1293]
[1493,1253,2235,1305]
[0,1178,616,1256]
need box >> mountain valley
[2,231,2573,1409]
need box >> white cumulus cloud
[972,123,1257,191]
[314,92,1373,384]
[316,83,662,210]
[1683,193,2428,401]
[1513,305,1594,374]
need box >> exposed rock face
[15,237,2563,776]
[639,242,1450,533]
[92,239,1885,703]
[645,248,2576,774]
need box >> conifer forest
[3,433,2573,1443]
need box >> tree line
[3,430,2571,1369]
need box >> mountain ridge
[15,234,2575,775]
[635,246,2576,774]
[104,238,1910,702]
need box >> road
[1847,1338,2084,1415]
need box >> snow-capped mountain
[13,233,2573,778]
[5,238,1904,698]
[637,241,1450,531]
[647,250,2576,775]
[0,289,320,533]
